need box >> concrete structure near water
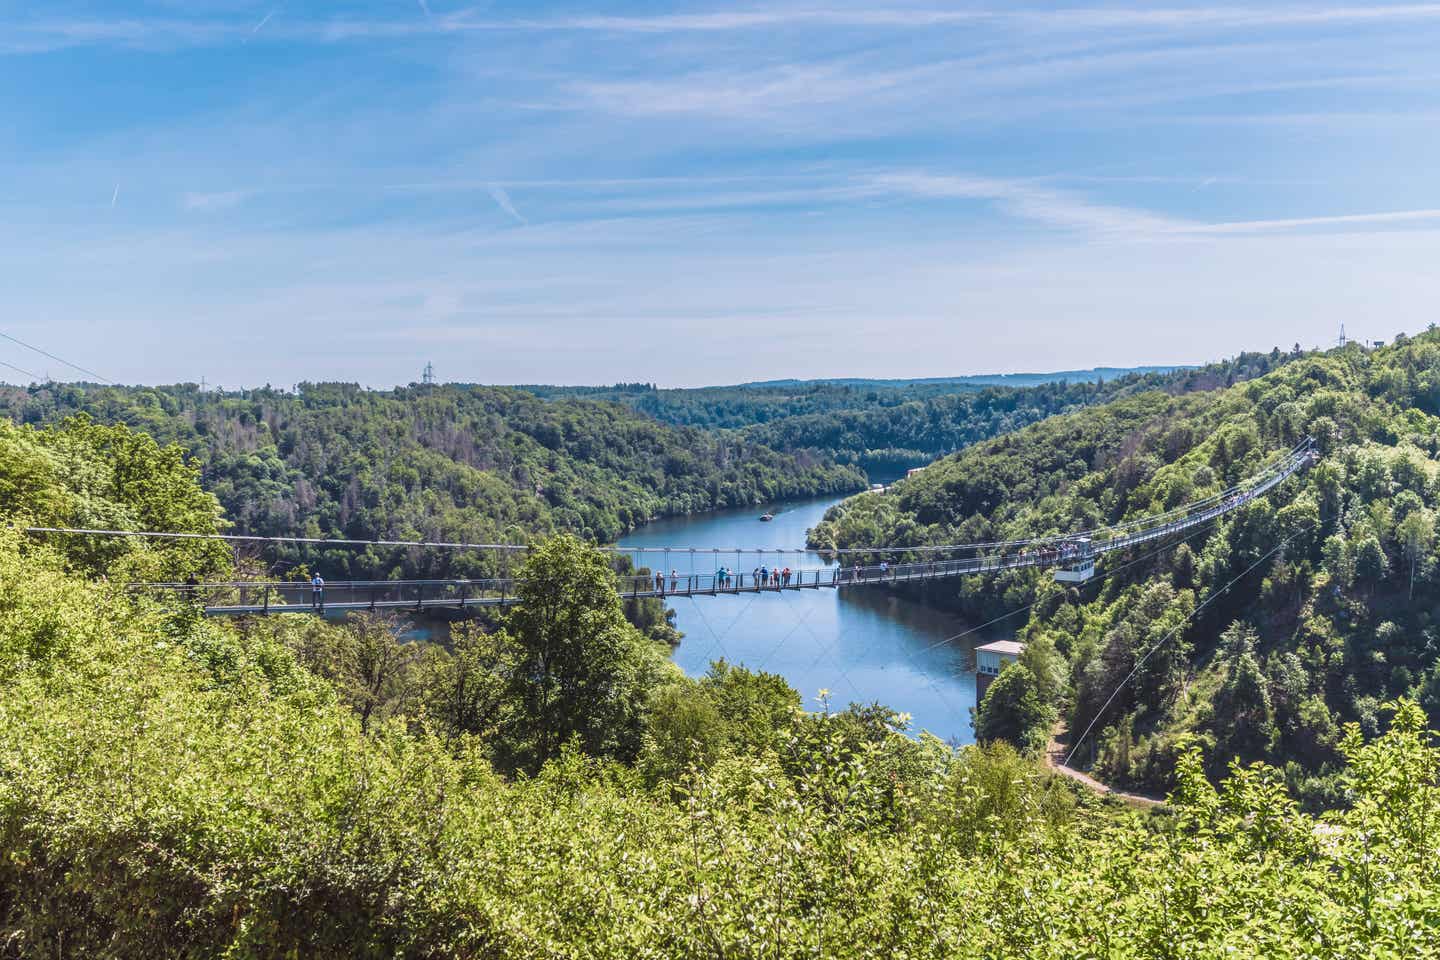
[975,639,1025,701]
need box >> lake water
[619,494,982,745]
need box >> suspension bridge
[105,439,1317,617]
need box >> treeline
[812,331,1440,804]
[522,352,1299,471]
[2,416,1439,956]
[0,382,864,580]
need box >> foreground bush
[2,531,1440,958]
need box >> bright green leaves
[0,416,229,581]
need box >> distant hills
[734,366,1189,390]
[514,365,1189,395]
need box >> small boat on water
[759,513,775,522]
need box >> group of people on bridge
[751,565,794,588]
[646,565,798,594]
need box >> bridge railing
[130,577,522,613]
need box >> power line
[1063,526,1308,767]
[0,358,43,382]
[0,330,113,384]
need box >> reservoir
[620,494,982,745]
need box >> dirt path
[1046,726,1166,809]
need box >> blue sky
[3,1,1440,387]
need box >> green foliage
[527,357,1287,471]
[0,382,863,580]
[419,622,511,742]
[811,332,1440,796]
[497,535,671,774]
[5,426,1440,956]
[0,416,229,580]
[639,659,802,785]
[286,612,424,732]
[973,664,1054,754]
[1213,622,1279,763]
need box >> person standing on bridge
[670,569,679,591]
[655,570,665,594]
[311,573,325,611]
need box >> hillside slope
[812,332,1440,803]
[524,352,1296,471]
[0,383,862,579]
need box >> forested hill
[739,366,1185,388]
[519,352,1295,471]
[811,331,1440,805]
[4,408,1440,955]
[0,382,863,579]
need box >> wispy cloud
[398,3,1440,35]
[1188,208,1440,233]
[870,172,1440,239]
[487,184,527,224]
[568,61,932,118]
[1,18,236,54]
[183,190,248,212]
[561,40,1412,126]
[110,184,119,208]
[869,172,1188,237]
[419,4,1440,34]
[14,4,1440,53]
[250,10,276,37]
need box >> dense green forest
[0,382,862,580]
[3,415,1440,956]
[811,331,1440,805]
[522,353,1298,471]
[0,356,1285,584]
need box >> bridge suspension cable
[22,438,1316,562]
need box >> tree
[0,416,230,580]
[289,612,422,733]
[499,535,669,773]
[639,679,727,787]
[1354,535,1390,592]
[1213,622,1277,763]
[701,659,801,755]
[421,622,512,742]
[1398,508,1434,601]
[974,664,1053,754]
[1018,631,1067,706]
[1171,542,1197,589]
